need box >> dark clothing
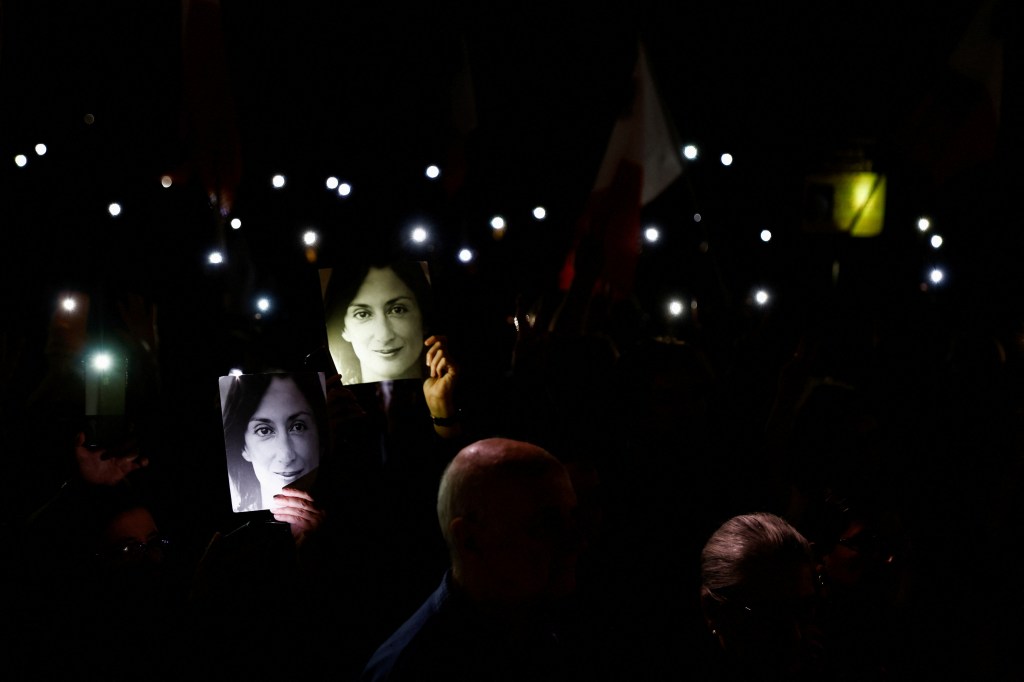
[361,571,590,682]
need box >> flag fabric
[901,0,1004,186]
[557,40,683,298]
[179,0,243,218]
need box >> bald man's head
[436,438,579,605]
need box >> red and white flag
[557,40,683,298]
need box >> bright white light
[91,352,113,371]
[161,175,173,188]
[272,174,286,188]
[532,206,546,220]
[257,298,270,312]
[35,143,47,156]
[208,251,224,264]
[693,213,702,223]
[14,155,27,167]
[668,299,684,316]
[929,268,944,284]
[760,229,772,242]
[229,368,243,377]
[325,176,339,190]
[490,216,506,230]
[425,165,441,179]
[720,153,733,166]
[458,248,474,263]
[337,183,351,197]
[230,218,242,229]
[303,230,318,246]
[930,235,943,249]
[61,297,77,312]
[108,203,122,217]
[411,227,428,243]
[683,144,698,160]
[754,289,770,305]
[644,227,660,243]
[917,217,930,232]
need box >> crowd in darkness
[3,2,1024,679]
[2,210,1024,678]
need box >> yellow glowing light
[802,172,886,237]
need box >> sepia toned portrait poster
[319,259,433,386]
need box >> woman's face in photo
[242,376,321,495]
[341,266,424,382]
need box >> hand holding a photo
[423,335,460,436]
[271,487,326,544]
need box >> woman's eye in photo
[289,421,308,433]
[253,425,274,437]
[388,304,408,316]
[350,308,372,321]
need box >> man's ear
[700,586,724,637]
[451,517,478,553]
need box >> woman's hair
[700,512,815,596]
[220,372,329,512]
[321,258,433,384]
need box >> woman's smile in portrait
[242,375,321,495]
[342,266,424,382]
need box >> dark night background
[2,1,1023,677]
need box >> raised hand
[423,335,460,436]
[73,430,148,486]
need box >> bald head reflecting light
[437,438,580,605]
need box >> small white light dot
[230,218,242,230]
[668,299,684,316]
[755,290,770,305]
[425,165,441,179]
[490,216,506,230]
[61,297,77,312]
[644,227,660,243]
[303,230,318,246]
[108,203,122,217]
[325,176,339,190]
[229,368,243,377]
[532,206,546,220]
[161,175,173,188]
[257,298,270,312]
[337,183,352,197]
[411,227,428,243]
[760,229,772,242]
[208,251,224,264]
[14,154,27,167]
[683,144,698,160]
[92,352,113,371]
[693,213,702,223]
[930,235,943,249]
[34,143,47,156]
[458,248,474,263]
[917,217,931,232]
[84,113,95,125]
[720,153,733,166]
[929,268,944,284]
[272,174,286,188]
